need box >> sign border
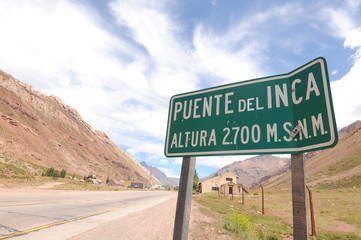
[164,57,338,157]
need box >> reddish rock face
[0,70,158,186]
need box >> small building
[152,184,165,190]
[85,178,102,185]
[220,182,242,195]
[107,180,125,187]
[199,172,238,194]
[130,182,145,189]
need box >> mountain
[140,161,179,186]
[201,155,290,188]
[0,70,158,185]
[338,120,361,139]
[261,120,361,189]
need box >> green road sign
[164,57,338,157]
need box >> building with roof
[199,172,239,194]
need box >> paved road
[0,190,176,239]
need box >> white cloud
[126,141,164,157]
[196,155,255,169]
[192,2,306,86]
[0,0,178,162]
[0,0,360,178]
[158,167,179,178]
[193,25,262,85]
[0,0,136,88]
[321,9,355,39]
[347,0,361,8]
[332,27,361,128]
[344,27,361,60]
[110,0,199,97]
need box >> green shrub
[224,213,254,233]
[317,232,361,240]
[258,232,282,240]
[60,169,66,178]
[265,234,281,240]
[43,167,66,178]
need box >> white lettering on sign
[306,72,320,100]
[283,122,293,142]
[170,129,217,148]
[311,113,325,137]
[203,96,212,117]
[172,92,235,121]
[193,98,202,118]
[225,92,234,114]
[173,72,321,121]
[291,79,303,104]
[238,97,264,112]
[169,113,328,149]
[297,118,309,140]
[222,124,261,145]
[267,72,321,109]
[267,123,278,142]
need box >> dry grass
[194,187,361,239]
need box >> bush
[60,169,66,178]
[265,234,281,240]
[258,232,282,240]
[317,232,361,240]
[43,167,66,178]
[224,213,254,233]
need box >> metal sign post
[291,153,309,240]
[165,57,338,240]
[173,157,196,240]
[260,185,265,215]
[306,186,317,237]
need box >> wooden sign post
[173,157,196,240]
[291,153,309,240]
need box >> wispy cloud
[0,0,360,179]
[320,8,356,39]
[196,156,255,169]
[332,27,361,128]
[110,0,199,97]
[192,4,301,84]
[158,167,179,178]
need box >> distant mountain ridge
[257,120,361,189]
[338,120,361,139]
[140,161,179,186]
[201,155,290,188]
[201,121,361,189]
[0,69,158,185]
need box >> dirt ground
[1,181,232,239]
[69,196,235,240]
[189,199,237,240]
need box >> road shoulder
[69,197,177,240]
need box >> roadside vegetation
[0,155,46,179]
[43,167,67,178]
[194,188,361,240]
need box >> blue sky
[0,0,360,178]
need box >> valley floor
[1,180,360,240]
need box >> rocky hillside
[0,70,158,185]
[338,120,361,139]
[262,120,361,189]
[140,161,179,186]
[201,155,290,188]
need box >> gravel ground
[69,196,236,240]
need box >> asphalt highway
[0,190,176,239]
